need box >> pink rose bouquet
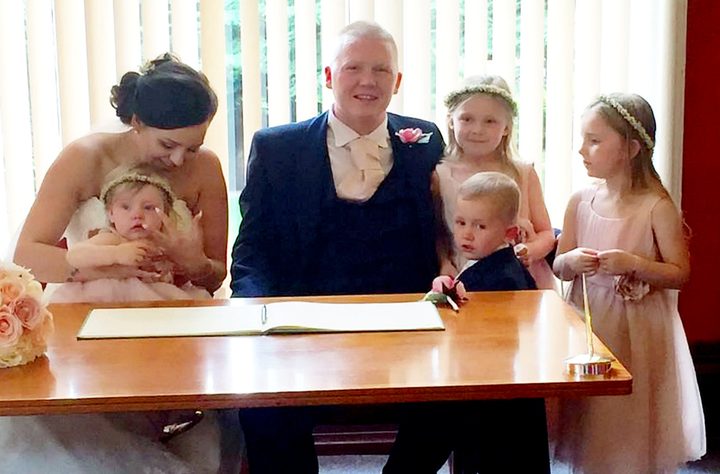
[423,275,468,311]
[0,262,53,368]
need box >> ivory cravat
[336,136,386,201]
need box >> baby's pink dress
[553,186,705,474]
[436,160,557,289]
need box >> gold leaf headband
[444,84,518,116]
[100,172,176,207]
[598,95,654,151]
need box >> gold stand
[565,274,613,376]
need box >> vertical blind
[0,0,687,255]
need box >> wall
[680,0,720,345]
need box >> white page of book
[78,305,265,339]
[263,301,443,332]
[77,301,444,339]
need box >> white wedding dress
[1,199,243,474]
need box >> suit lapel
[295,111,331,254]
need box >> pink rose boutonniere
[0,262,53,369]
[423,275,468,312]
[395,128,433,144]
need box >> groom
[230,21,444,473]
[231,21,443,300]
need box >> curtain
[0,0,687,253]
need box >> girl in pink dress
[552,93,705,473]
[436,75,557,289]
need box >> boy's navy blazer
[457,247,537,292]
[231,111,445,297]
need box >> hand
[115,240,160,266]
[565,247,600,276]
[514,244,531,267]
[439,259,459,278]
[146,209,208,276]
[516,218,536,243]
[597,249,639,276]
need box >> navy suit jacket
[231,111,444,297]
[457,246,537,292]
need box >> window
[0,0,687,253]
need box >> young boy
[453,171,537,291]
[383,172,548,474]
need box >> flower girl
[552,93,706,473]
[435,75,557,289]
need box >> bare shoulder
[42,133,119,200]
[181,147,224,188]
[650,194,682,225]
[195,146,223,172]
[566,189,585,210]
[168,146,226,212]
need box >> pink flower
[613,274,650,301]
[0,280,23,305]
[428,275,468,309]
[0,306,23,349]
[432,275,455,293]
[0,262,53,368]
[10,295,43,330]
[396,127,434,145]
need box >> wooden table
[0,290,631,416]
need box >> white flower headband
[598,95,654,151]
[100,172,176,206]
[444,84,518,116]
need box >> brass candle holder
[566,273,613,376]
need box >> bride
[3,54,240,473]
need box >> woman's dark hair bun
[109,53,217,129]
[110,72,140,125]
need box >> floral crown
[444,84,518,116]
[100,172,176,207]
[598,95,654,151]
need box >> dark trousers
[383,399,550,474]
[239,406,321,474]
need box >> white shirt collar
[328,108,389,149]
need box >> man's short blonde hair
[457,172,520,225]
[330,21,399,69]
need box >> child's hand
[115,240,157,266]
[565,247,600,275]
[514,244,531,267]
[439,259,459,278]
[597,249,639,276]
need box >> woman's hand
[147,209,210,278]
[597,249,639,276]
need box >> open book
[77,301,445,339]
